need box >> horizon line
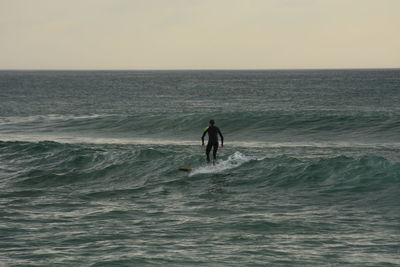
[0,67,399,72]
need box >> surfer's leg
[206,143,212,162]
[212,142,219,162]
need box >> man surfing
[201,120,224,165]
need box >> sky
[0,0,399,70]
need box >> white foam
[0,114,111,125]
[1,134,400,150]
[228,141,400,149]
[0,134,196,146]
[189,151,255,176]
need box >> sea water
[0,70,399,266]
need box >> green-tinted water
[0,70,399,266]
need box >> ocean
[0,69,399,266]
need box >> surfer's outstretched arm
[218,129,224,147]
[201,128,208,146]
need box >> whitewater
[0,70,399,266]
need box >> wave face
[1,70,400,266]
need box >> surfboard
[179,168,194,172]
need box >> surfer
[201,120,224,164]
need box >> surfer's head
[209,119,215,126]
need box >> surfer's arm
[201,129,208,145]
[218,129,224,146]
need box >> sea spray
[189,151,256,176]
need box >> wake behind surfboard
[179,152,251,174]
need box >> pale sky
[0,0,399,70]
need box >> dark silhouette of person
[201,120,224,164]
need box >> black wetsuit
[201,126,224,162]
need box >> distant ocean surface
[1,69,399,266]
